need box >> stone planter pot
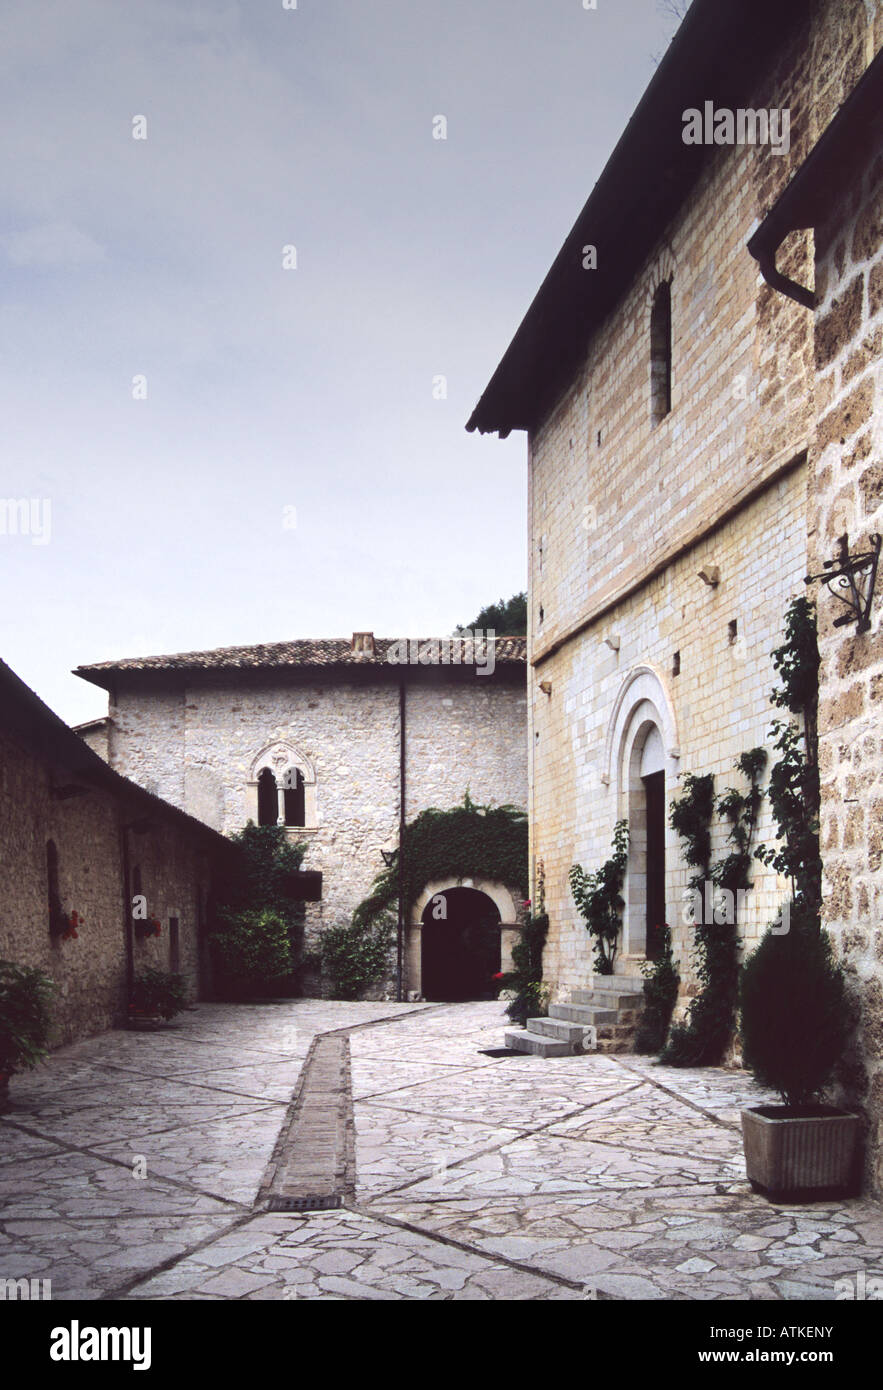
[127,1014,165,1032]
[741,1105,862,1198]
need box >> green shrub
[130,968,188,1021]
[569,822,629,975]
[0,960,57,1073]
[212,909,293,997]
[319,916,394,1001]
[499,911,549,1024]
[739,904,853,1109]
[634,925,680,1054]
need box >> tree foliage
[0,961,57,1073]
[462,592,527,635]
[663,750,765,1066]
[569,821,629,975]
[211,824,306,997]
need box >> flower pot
[127,1013,165,1031]
[741,1105,862,1198]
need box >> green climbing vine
[569,820,629,975]
[351,792,528,932]
[634,924,680,1054]
[321,793,529,998]
[755,595,822,913]
[663,749,766,1066]
[500,910,550,1025]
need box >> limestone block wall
[107,672,527,951]
[525,0,880,1014]
[532,467,808,1005]
[810,132,883,1196]
[0,727,212,1048]
[529,2,879,673]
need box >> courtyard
[2,1000,882,1301]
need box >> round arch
[603,666,680,962]
[406,876,522,1000]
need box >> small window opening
[650,281,672,425]
[282,770,306,827]
[169,917,180,974]
[47,840,62,931]
[672,651,681,677]
[728,619,738,646]
[257,768,278,826]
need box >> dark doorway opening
[643,769,665,960]
[421,887,501,1002]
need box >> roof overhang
[747,44,883,308]
[465,0,808,439]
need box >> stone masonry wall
[810,126,883,1196]
[0,726,213,1048]
[533,469,807,1004]
[106,673,527,960]
[527,1,881,1017]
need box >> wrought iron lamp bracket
[805,532,882,635]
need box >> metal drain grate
[266,1193,342,1213]
[479,1048,520,1058]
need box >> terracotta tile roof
[75,634,527,686]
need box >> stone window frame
[247,742,318,833]
[647,251,677,428]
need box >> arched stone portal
[407,878,520,1000]
[604,666,680,965]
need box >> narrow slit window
[650,281,672,424]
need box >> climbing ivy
[569,821,629,975]
[634,924,680,1054]
[320,794,529,998]
[500,911,550,1025]
[663,749,766,1066]
[755,595,822,913]
[351,792,528,932]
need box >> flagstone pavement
[2,999,882,1300]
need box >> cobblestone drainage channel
[257,1033,355,1214]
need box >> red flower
[492,972,504,981]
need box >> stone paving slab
[0,1148,235,1221]
[0,1214,239,1301]
[124,1208,582,1301]
[2,998,882,1301]
[90,1106,285,1206]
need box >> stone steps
[504,976,645,1057]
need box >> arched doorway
[631,723,666,961]
[604,666,680,964]
[420,887,502,1001]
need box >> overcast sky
[1,0,680,725]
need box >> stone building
[468,0,883,1187]
[750,46,883,1194]
[0,659,229,1047]
[75,633,528,999]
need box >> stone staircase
[504,977,645,1057]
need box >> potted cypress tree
[740,598,859,1198]
[0,960,57,1111]
[739,903,859,1197]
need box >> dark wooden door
[643,770,666,960]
